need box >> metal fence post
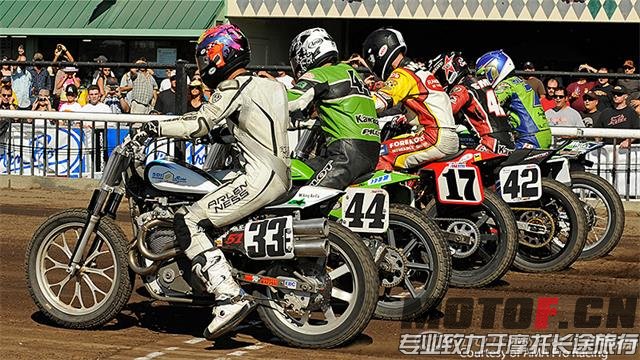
[174,60,188,161]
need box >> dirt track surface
[1,189,638,360]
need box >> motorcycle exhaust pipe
[294,238,330,257]
[292,218,329,237]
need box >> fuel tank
[144,159,220,194]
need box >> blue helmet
[475,50,515,87]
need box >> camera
[38,97,48,102]
[109,85,118,91]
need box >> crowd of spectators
[0,43,210,119]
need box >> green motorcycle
[290,128,451,321]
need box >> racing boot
[191,249,254,340]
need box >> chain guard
[513,207,556,248]
[437,217,481,259]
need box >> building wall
[229,0,640,22]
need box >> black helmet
[195,24,251,89]
[428,51,469,91]
[362,28,406,80]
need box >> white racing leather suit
[159,75,291,256]
[157,75,291,339]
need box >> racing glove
[142,120,160,137]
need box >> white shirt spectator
[59,102,83,112]
[82,102,111,113]
[545,107,585,127]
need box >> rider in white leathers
[144,24,291,340]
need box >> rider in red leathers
[428,52,515,155]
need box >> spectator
[103,77,129,114]
[31,89,53,112]
[16,45,26,62]
[566,64,596,113]
[159,69,190,92]
[52,44,75,100]
[0,86,16,110]
[192,70,211,99]
[617,60,640,98]
[541,78,559,111]
[545,86,585,127]
[595,85,640,148]
[128,59,158,114]
[187,79,205,112]
[523,61,545,99]
[11,61,33,110]
[58,84,82,112]
[1,56,12,77]
[580,91,601,127]
[1,77,18,107]
[591,67,613,111]
[153,72,176,114]
[28,52,52,105]
[93,56,115,97]
[82,85,111,113]
[56,66,81,104]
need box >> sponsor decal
[209,92,222,103]
[384,79,398,88]
[355,114,378,125]
[389,72,400,79]
[380,144,389,155]
[368,173,391,185]
[310,160,333,186]
[287,198,306,206]
[473,153,483,162]
[258,276,279,287]
[362,128,381,137]
[208,182,249,212]
[225,232,243,245]
[378,44,388,57]
[283,279,298,289]
[151,171,188,184]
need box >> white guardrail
[1,110,639,199]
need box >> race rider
[287,27,380,189]
[428,51,515,155]
[361,28,459,170]
[142,24,291,340]
[475,50,552,149]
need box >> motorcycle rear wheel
[25,209,133,329]
[512,179,587,272]
[570,172,625,260]
[256,221,378,348]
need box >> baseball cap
[623,60,635,68]
[94,55,108,63]
[33,52,44,61]
[106,77,119,86]
[523,61,535,70]
[62,66,79,73]
[1,76,11,84]
[611,85,628,95]
[583,91,598,101]
[65,84,78,95]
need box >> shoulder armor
[217,79,240,91]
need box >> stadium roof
[0,0,225,37]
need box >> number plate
[341,188,389,233]
[244,216,294,260]
[546,157,571,185]
[498,164,542,203]
[436,164,483,205]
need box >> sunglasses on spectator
[552,94,566,99]
[583,98,595,102]
[38,97,48,101]
[547,86,557,90]
[612,93,626,97]
[189,85,201,89]
[1,94,11,98]
[623,66,634,70]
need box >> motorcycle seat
[351,172,376,185]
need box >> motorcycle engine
[147,228,179,253]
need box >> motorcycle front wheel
[25,209,133,329]
[256,221,378,348]
[570,172,625,260]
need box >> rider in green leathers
[287,27,381,190]
[475,50,552,149]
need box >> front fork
[67,187,123,276]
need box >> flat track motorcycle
[25,131,378,349]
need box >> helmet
[475,50,515,87]
[362,28,407,80]
[428,51,470,91]
[289,28,338,78]
[195,24,250,89]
